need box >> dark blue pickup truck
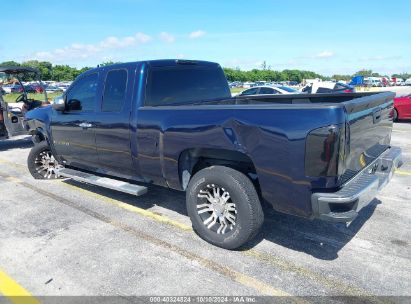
[25,60,402,249]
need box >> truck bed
[135,91,395,217]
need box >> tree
[392,73,411,80]
[354,69,379,77]
[331,74,352,81]
[21,60,53,80]
[0,61,21,67]
[98,61,121,67]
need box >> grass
[230,87,244,94]
[2,92,62,103]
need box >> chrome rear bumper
[311,146,403,222]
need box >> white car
[364,79,382,87]
[395,79,405,86]
[300,81,355,94]
[1,84,13,94]
[238,85,300,96]
[405,78,411,86]
[45,85,63,93]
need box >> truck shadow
[0,136,33,151]
[243,199,381,260]
[63,179,379,260]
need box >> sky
[1,0,410,76]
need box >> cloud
[314,50,335,59]
[189,30,206,39]
[30,32,152,62]
[159,32,175,43]
[360,55,402,61]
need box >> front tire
[27,141,62,179]
[394,109,399,122]
[186,166,264,249]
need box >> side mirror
[52,95,65,111]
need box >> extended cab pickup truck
[25,60,402,249]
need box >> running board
[57,168,148,196]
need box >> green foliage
[391,73,411,80]
[98,61,121,67]
[331,74,352,81]
[1,60,408,83]
[0,60,93,82]
[223,67,323,82]
[354,69,382,77]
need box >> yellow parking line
[396,170,411,176]
[61,182,193,231]
[0,174,293,299]
[0,158,384,298]
[0,269,40,304]
[0,158,192,231]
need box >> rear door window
[102,69,127,112]
[259,87,275,94]
[145,66,230,106]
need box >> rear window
[145,66,230,106]
[241,88,259,95]
[278,86,298,93]
[259,87,275,94]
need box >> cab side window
[102,69,127,112]
[259,87,275,94]
[241,88,258,96]
[66,73,98,112]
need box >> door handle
[78,122,93,128]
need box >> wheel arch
[178,148,261,195]
[29,127,48,144]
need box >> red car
[30,83,44,93]
[394,94,411,121]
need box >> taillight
[344,89,353,93]
[305,124,346,177]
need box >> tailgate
[342,92,395,181]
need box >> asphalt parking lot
[0,124,410,301]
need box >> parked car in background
[405,78,411,86]
[24,85,36,93]
[391,78,405,86]
[393,94,411,121]
[45,85,63,93]
[239,85,300,96]
[381,77,390,87]
[301,82,355,94]
[10,84,24,93]
[57,84,70,92]
[10,84,37,93]
[395,79,405,86]
[1,84,13,94]
[30,83,44,93]
[364,78,381,87]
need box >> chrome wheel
[197,184,237,234]
[34,150,62,179]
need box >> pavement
[0,119,410,302]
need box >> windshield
[278,86,298,93]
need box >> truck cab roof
[84,59,221,75]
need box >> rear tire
[28,141,62,179]
[186,166,264,249]
[394,109,399,122]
